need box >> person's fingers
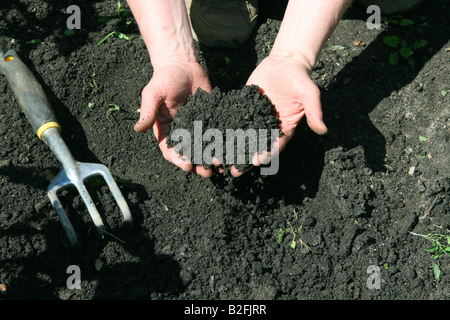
[193,165,213,178]
[134,83,162,132]
[251,136,284,167]
[154,120,193,172]
[163,143,194,173]
[301,84,328,135]
[212,158,225,174]
[230,164,254,177]
[154,120,215,177]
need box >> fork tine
[48,186,78,246]
[84,164,133,223]
[74,181,105,234]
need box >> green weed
[383,35,427,67]
[382,15,415,26]
[278,209,312,251]
[64,29,75,37]
[97,1,134,46]
[97,30,130,45]
[409,229,450,279]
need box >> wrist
[150,44,198,70]
[268,48,315,74]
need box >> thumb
[134,83,162,132]
[302,85,327,135]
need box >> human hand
[134,60,214,177]
[230,55,327,177]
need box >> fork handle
[0,49,60,140]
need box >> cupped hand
[231,55,328,177]
[134,60,214,177]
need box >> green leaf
[443,247,450,254]
[389,52,399,65]
[224,57,231,65]
[419,136,428,141]
[383,35,400,48]
[426,245,438,253]
[328,45,345,51]
[413,39,427,49]
[95,258,104,271]
[415,154,426,159]
[290,240,296,249]
[407,58,415,68]
[433,264,440,279]
[107,104,121,117]
[399,47,412,59]
[88,102,95,109]
[115,31,129,40]
[399,19,414,26]
[25,39,42,44]
[97,31,115,45]
[278,228,285,244]
[64,29,75,36]
[441,90,448,97]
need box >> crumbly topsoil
[167,85,281,172]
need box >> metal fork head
[47,162,133,246]
[42,128,132,246]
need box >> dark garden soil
[0,0,449,300]
[167,85,281,172]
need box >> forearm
[127,0,196,67]
[271,0,353,70]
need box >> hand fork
[0,49,133,246]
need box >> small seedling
[97,30,130,45]
[382,15,415,26]
[117,1,132,19]
[419,135,428,142]
[107,103,121,117]
[328,45,346,51]
[409,230,450,280]
[64,29,75,37]
[441,90,448,97]
[278,220,311,251]
[88,97,104,110]
[383,35,427,67]
[90,78,101,93]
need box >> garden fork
[0,49,133,246]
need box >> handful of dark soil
[167,85,281,172]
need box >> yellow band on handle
[37,122,61,140]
